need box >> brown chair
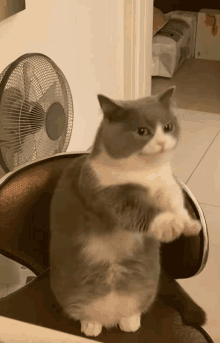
[0,152,213,343]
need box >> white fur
[119,313,141,332]
[81,320,102,337]
[79,292,141,334]
[142,124,177,155]
[81,310,141,336]
[81,231,144,264]
[149,211,185,242]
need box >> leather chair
[0,152,214,342]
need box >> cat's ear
[97,94,124,122]
[158,86,176,108]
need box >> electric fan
[0,53,74,173]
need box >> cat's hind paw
[119,313,141,332]
[81,320,102,337]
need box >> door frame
[123,0,154,99]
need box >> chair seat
[0,269,212,343]
[0,152,213,342]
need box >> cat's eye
[163,123,174,132]
[137,128,150,136]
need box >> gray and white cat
[50,87,204,337]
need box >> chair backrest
[0,152,85,275]
[0,152,208,278]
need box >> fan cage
[0,53,74,172]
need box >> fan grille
[0,53,74,172]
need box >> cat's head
[94,87,180,160]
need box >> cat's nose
[157,141,165,148]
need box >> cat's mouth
[140,148,166,156]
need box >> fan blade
[37,82,57,109]
[0,87,23,141]
[23,61,35,102]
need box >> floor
[0,257,36,297]
[152,58,220,114]
[153,58,220,341]
[0,58,219,341]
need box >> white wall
[0,0,125,152]
[67,0,125,151]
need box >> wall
[0,0,125,153]
[68,0,125,151]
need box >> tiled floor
[170,107,220,341]
[0,257,36,298]
[153,59,220,341]
[152,58,220,114]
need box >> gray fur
[50,87,206,335]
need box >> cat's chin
[157,150,168,156]
[139,150,168,158]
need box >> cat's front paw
[81,320,102,337]
[183,219,202,237]
[119,313,141,332]
[148,212,185,243]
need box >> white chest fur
[90,156,184,212]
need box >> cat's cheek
[165,136,177,151]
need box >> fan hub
[45,102,66,141]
